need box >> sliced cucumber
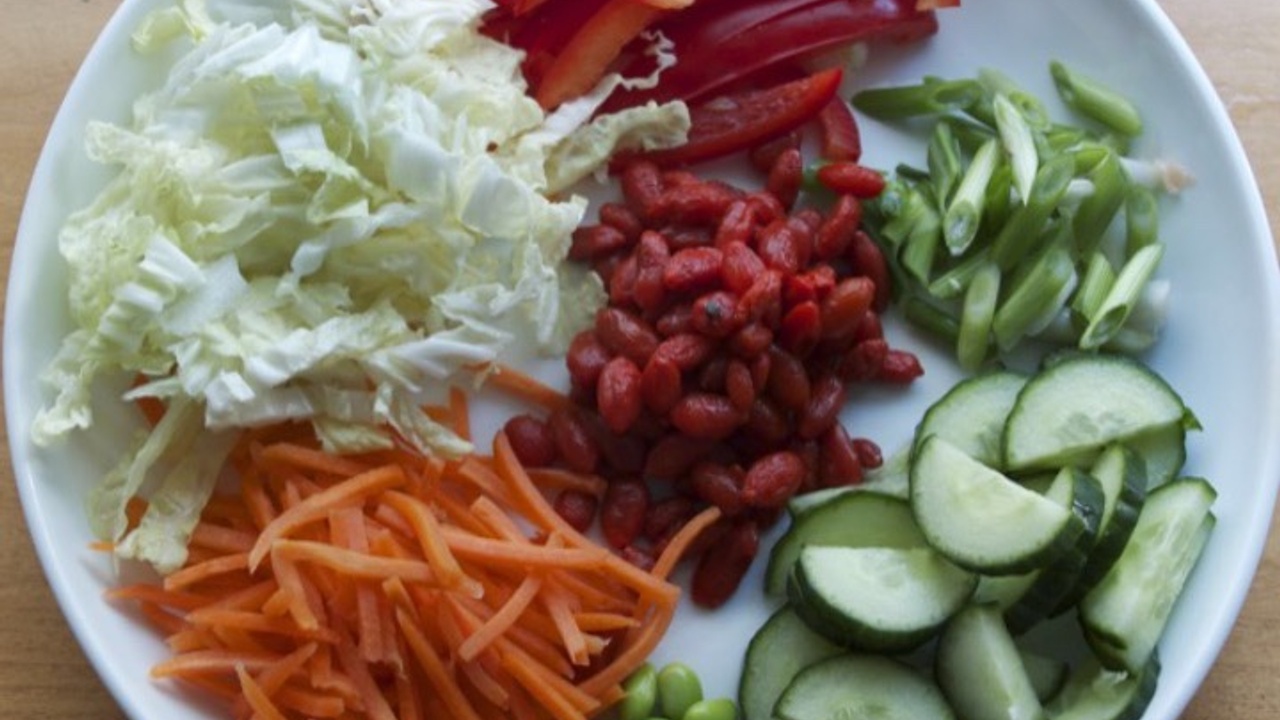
[1018,649,1069,704]
[789,545,976,653]
[786,445,912,518]
[914,370,1028,469]
[1125,423,1186,489]
[1079,477,1216,673]
[1054,445,1147,612]
[936,603,1046,720]
[1044,655,1160,720]
[766,492,925,596]
[775,654,956,720]
[739,607,844,720]
[988,467,1105,634]
[911,435,1084,575]
[1002,354,1191,471]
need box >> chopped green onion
[1050,60,1143,137]
[943,138,1000,255]
[938,116,997,154]
[903,295,961,342]
[992,244,1078,351]
[981,164,1015,236]
[1072,149,1129,256]
[902,199,943,284]
[878,184,932,247]
[978,68,1051,129]
[851,78,984,120]
[895,163,933,185]
[1125,185,1160,256]
[993,93,1040,202]
[928,122,964,206]
[958,261,1001,371]
[927,246,993,299]
[989,154,1076,270]
[1071,251,1117,321]
[1079,244,1165,350]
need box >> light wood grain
[1,1,1276,718]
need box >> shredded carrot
[112,401,687,720]
[482,362,574,413]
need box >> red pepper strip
[497,0,613,89]
[604,0,937,111]
[534,0,675,110]
[817,97,862,162]
[615,67,843,169]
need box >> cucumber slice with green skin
[935,603,1046,720]
[789,545,977,653]
[913,370,1028,469]
[1018,649,1069,704]
[766,492,925,596]
[1044,656,1160,720]
[911,435,1084,575]
[786,445,912,519]
[1080,477,1217,674]
[1125,423,1186,489]
[987,467,1106,634]
[775,654,956,720]
[739,607,844,720]
[1002,353,1193,472]
[1053,445,1147,613]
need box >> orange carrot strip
[151,649,279,678]
[240,470,277,532]
[235,664,289,720]
[190,522,257,554]
[453,457,523,513]
[458,572,543,662]
[136,600,188,636]
[164,552,250,592]
[449,386,471,441]
[273,539,438,584]
[542,583,590,667]
[439,528,608,570]
[481,363,573,413]
[329,507,385,665]
[651,505,722,581]
[449,595,575,683]
[258,442,371,478]
[248,465,406,570]
[203,579,277,612]
[269,550,321,631]
[500,649,590,720]
[231,642,316,720]
[381,491,467,589]
[331,621,397,720]
[394,667,423,720]
[273,686,346,718]
[185,607,338,644]
[396,608,485,720]
[572,611,640,633]
[526,468,609,498]
[107,584,208,613]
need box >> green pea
[619,663,658,720]
[657,662,703,720]
[681,698,738,720]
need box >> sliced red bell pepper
[817,96,862,162]
[496,0,613,89]
[604,0,937,111]
[533,0,672,110]
[615,67,844,169]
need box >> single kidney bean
[878,348,925,383]
[744,191,785,226]
[850,229,892,312]
[633,231,670,314]
[819,423,864,488]
[644,495,696,543]
[620,161,664,223]
[653,333,715,371]
[766,346,811,412]
[814,194,862,260]
[664,246,725,295]
[689,462,746,516]
[837,337,888,382]
[596,307,660,366]
[691,290,742,339]
[549,408,600,474]
[553,490,599,533]
[792,438,823,494]
[714,200,756,248]
[569,223,631,262]
[720,241,766,295]
[820,276,875,340]
[655,302,695,337]
[643,433,714,482]
[600,480,649,550]
[739,269,784,327]
[608,253,639,307]
[798,374,847,440]
[852,436,884,469]
[503,414,558,468]
[597,356,644,434]
[853,309,884,343]
[778,300,822,357]
[621,544,656,572]
[598,201,644,243]
[657,181,739,227]
[566,330,612,391]
[663,226,714,251]
[670,393,743,441]
[816,161,887,198]
[756,218,807,275]
[741,451,807,508]
[766,147,803,210]
[690,519,760,608]
[729,322,773,360]
[641,354,682,417]
[725,359,756,413]
[792,207,824,234]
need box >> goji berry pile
[505,149,923,608]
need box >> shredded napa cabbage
[34,0,689,572]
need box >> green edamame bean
[657,662,703,720]
[619,663,658,720]
[681,698,738,720]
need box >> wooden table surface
[1,1,1277,718]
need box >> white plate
[6,0,1279,718]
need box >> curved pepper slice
[615,67,844,169]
